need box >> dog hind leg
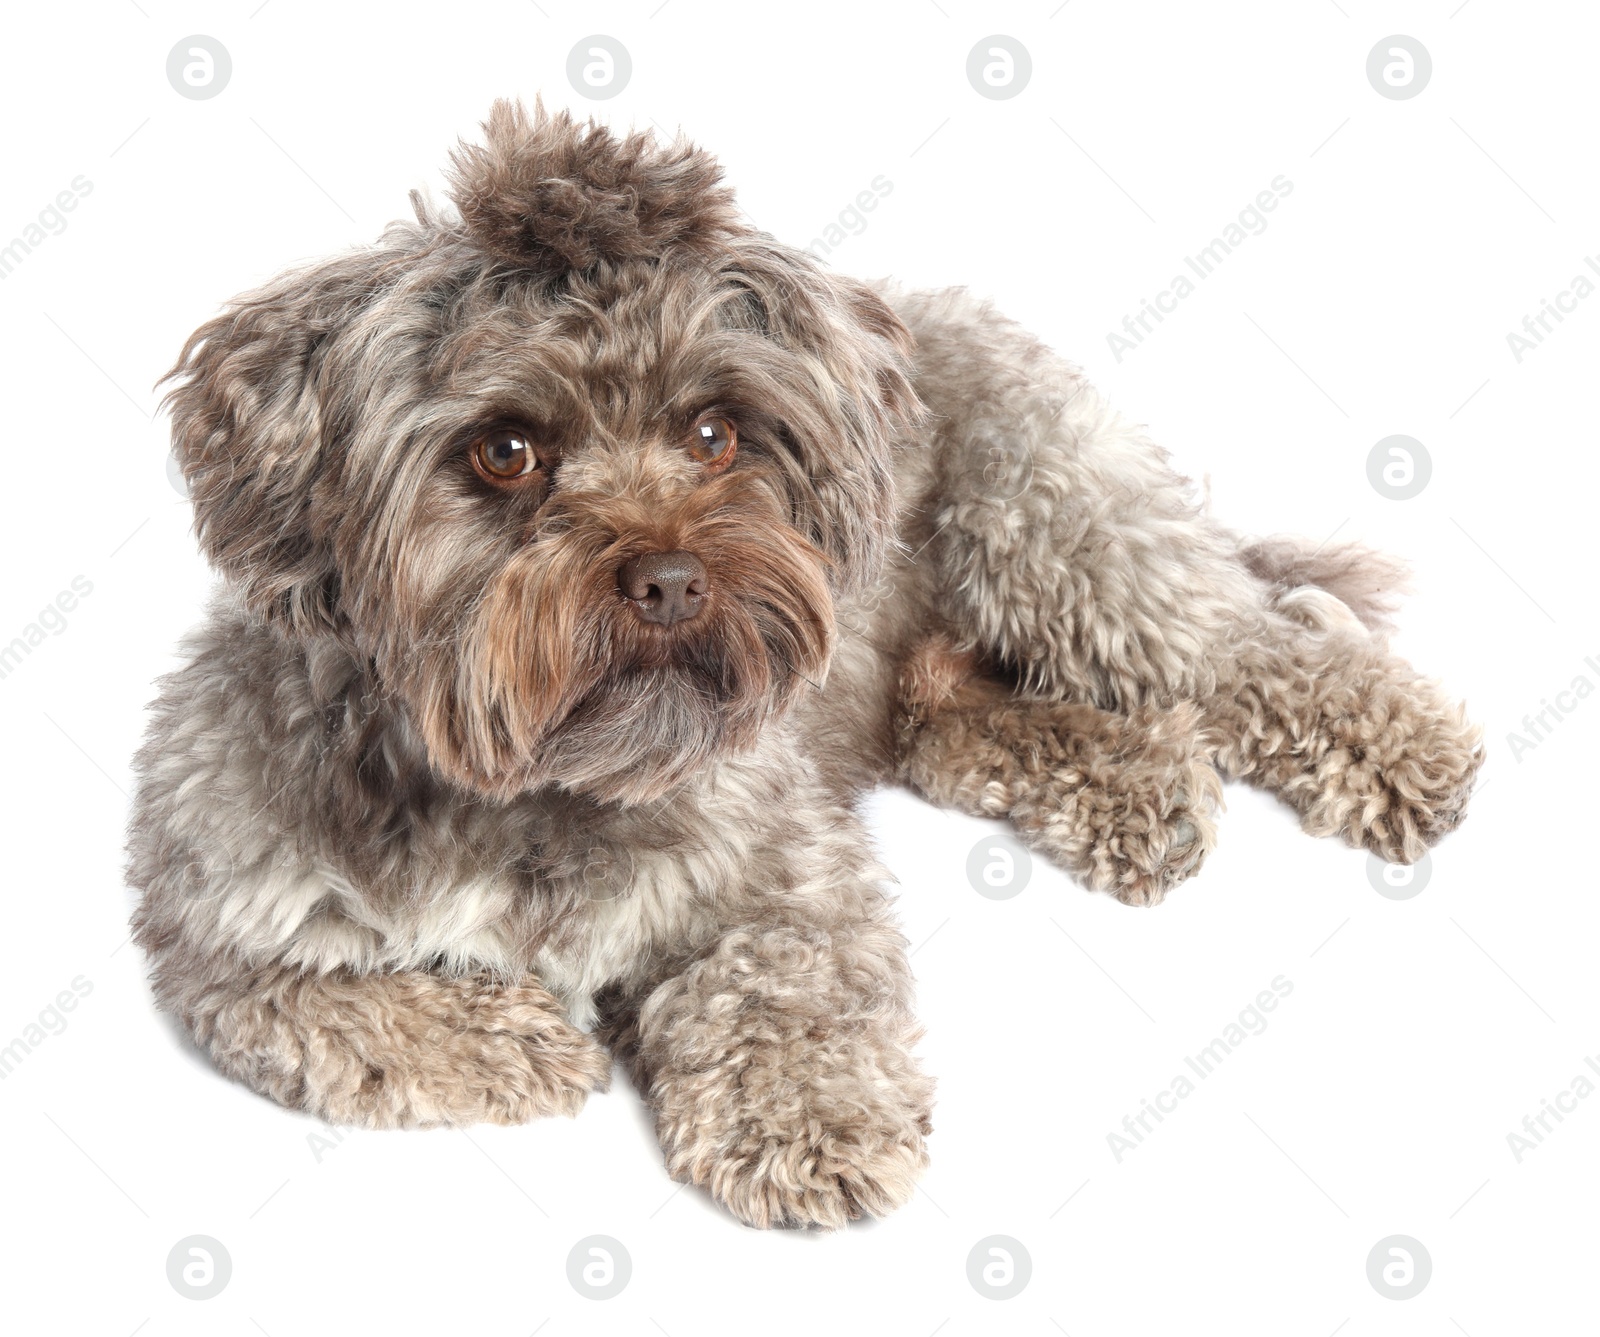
[893,285,1258,708]
[889,289,1480,875]
[1201,617,1484,863]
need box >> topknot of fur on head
[446,97,742,275]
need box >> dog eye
[687,416,737,467]
[470,428,540,484]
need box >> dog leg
[156,956,610,1128]
[607,858,933,1229]
[895,287,1261,711]
[894,636,1221,905]
[1203,622,1483,862]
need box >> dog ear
[447,97,741,275]
[724,237,923,591]
[164,248,399,635]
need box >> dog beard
[532,660,776,805]
[410,476,836,805]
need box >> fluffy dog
[128,100,1482,1228]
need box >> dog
[128,100,1483,1229]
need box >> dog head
[166,99,920,804]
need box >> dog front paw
[202,969,610,1128]
[657,1069,932,1229]
[634,922,934,1228]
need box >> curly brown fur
[896,636,1222,905]
[177,961,610,1127]
[1201,624,1484,862]
[446,98,740,276]
[607,867,934,1230]
[129,100,1482,1229]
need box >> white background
[1,1,1596,1333]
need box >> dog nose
[618,550,708,626]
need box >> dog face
[165,101,919,804]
